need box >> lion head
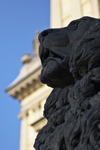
[38,17,100,88]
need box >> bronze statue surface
[34,17,100,150]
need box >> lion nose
[39,29,53,43]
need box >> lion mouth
[39,46,69,69]
[40,48,64,66]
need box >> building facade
[51,0,100,28]
[6,0,100,150]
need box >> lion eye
[72,22,80,30]
[77,21,85,27]
[73,21,84,30]
[69,19,87,30]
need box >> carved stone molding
[6,72,43,101]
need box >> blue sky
[0,0,50,149]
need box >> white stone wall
[51,0,100,28]
[19,85,52,150]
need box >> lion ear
[91,68,100,83]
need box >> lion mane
[70,22,100,80]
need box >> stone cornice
[6,68,43,101]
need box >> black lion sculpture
[34,17,100,150]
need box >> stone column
[91,0,100,18]
[19,111,28,150]
[50,0,62,28]
[71,0,82,20]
